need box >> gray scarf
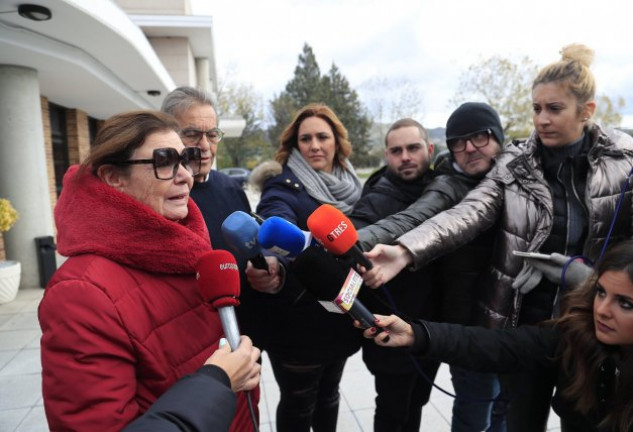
[287,149,362,215]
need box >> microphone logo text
[219,263,238,271]
[326,220,348,242]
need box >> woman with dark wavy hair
[363,239,633,431]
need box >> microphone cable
[377,281,504,405]
[246,391,259,432]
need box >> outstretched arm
[359,244,414,288]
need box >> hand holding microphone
[245,257,284,294]
[206,336,261,393]
[362,244,415,288]
[221,211,269,272]
[195,250,260,429]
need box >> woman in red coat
[38,110,260,431]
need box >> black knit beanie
[446,102,504,146]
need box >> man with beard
[353,104,505,432]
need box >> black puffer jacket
[356,156,472,250]
[412,321,624,432]
[399,125,633,328]
[349,167,438,372]
[351,166,433,229]
[356,156,496,325]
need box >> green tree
[451,56,537,140]
[286,44,324,106]
[594,95,625,128]
[360,76,424,124]
[322,64,374,166]
[269,43,374,167]
[216,80,272,168]
[452,56,626,140]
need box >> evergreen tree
[322,64,373,166]
[269,43,374,167]
[286,44,324,106]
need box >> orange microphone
[307,204,373,269]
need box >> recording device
[258,216,314,258]
[196,250,242,350]
[221,211,269,271]
[293,246,382,331]
[512,250,552,260]
[307,204,373,269]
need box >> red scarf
[55,165,211,274]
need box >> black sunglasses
[117,147,202,180]
[447,129,492,153]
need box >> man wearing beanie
[354,103,504,432]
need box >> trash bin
[35,236,57,288]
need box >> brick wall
[66,109,90,164]
[40,97,56,214]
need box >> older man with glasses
[161,87,273,354]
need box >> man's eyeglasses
[447,129,491,153]
[180,127,224,145]
[117,147,202,180]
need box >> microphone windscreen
[307,204,358,255]
[196,249,241,308]
[221,211,262,259]
[258,216,306,257]
[292,246,350,300]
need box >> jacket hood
[249,160,283,191]
[55,165,211,274]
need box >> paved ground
[0,186,561,431]
[0,289,562,432]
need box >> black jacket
[356,156,496,325]
[123,365,236,432]
[254,165,361,362]
[412,321,623,432]
[190,170,275,352]
[350,167,438,372]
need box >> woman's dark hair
[557,240,633,431]
[275,103,352,170]
[81,110,180,175]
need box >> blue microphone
[221,211,269,271]
[258,216,314,258]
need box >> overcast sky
[191,0,633,129]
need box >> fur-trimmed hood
[249,160,283,191]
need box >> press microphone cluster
[307,204,373,269]
[221,211,269,271]
[258,216,314,258]
[196,249,242,350]
[293,246,382,331]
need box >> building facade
[0,0,243,289]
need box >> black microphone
[293,246,382,331]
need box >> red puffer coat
[39,165,258,431]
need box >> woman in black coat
[364,240,633,432]
[247,103,363,432]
